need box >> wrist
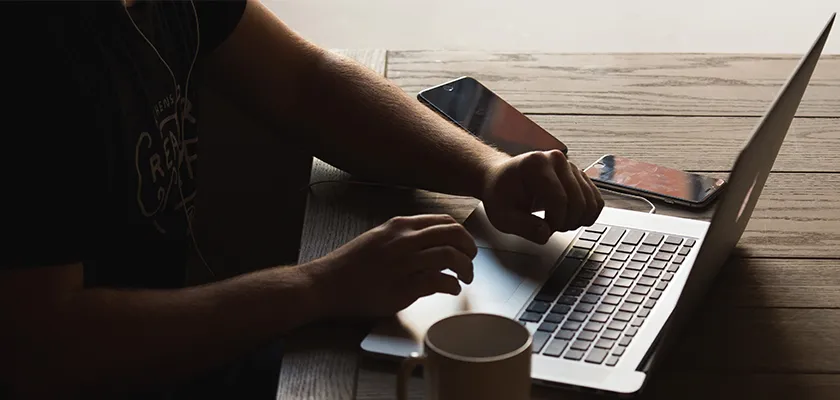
[294,258,340,319]
[475,152,509,201]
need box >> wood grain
[386,51,840,116]
[529,115,840,172]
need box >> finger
[486,208,552,244]
[385,214,458,231]
[586,171,606,214]
[408,271,462,298]
[402,223,478,258]
[571,165,599,227]
[410,246,474,284]
[521,152,567,231]
[551,152,586,231]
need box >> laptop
[361,13,835,394]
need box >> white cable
[125,1,213,276]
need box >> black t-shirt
[1,1,246,288]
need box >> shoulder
[195,0,248,53]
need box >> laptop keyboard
[518,224,696,366]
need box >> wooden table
[277,49,840,399]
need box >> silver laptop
[361,13,835,394]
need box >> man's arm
[203,1,508,199]
[0,262,322,396]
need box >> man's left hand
[481,150,605,244]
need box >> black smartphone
[417,76,568,156]
[583,154,726,209]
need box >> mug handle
[397,351,427,400]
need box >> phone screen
[584,155,725,204]
[418,77,567,156]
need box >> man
[0,0,603,398]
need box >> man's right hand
[305,214,478,318]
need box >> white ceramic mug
[397,313,532,400]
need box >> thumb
[489,209,552,244]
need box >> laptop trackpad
[461,247,543,303]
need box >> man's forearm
[7,264,323,396]
[299,51,508,198]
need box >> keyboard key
[543,339,570,357]
[599,268,619,279]
[589,253,608,262]
[568,248,589,259]
[602,295,622,305]
[622,230,645,245]
[587,285,607,295]
[673,255,686,264]
[593,277,612,287]
[631,253,650,263]
[562,321,582,331]
[581,294,600,304]
[644,299,657,309]
[608,320,627,331]
[555,330,575,340]
[662,272,675,282]
[637,244,656,254]
[664,236,683,246]
[575,303,594,313]
[564,287,584,297]
[667,263,680,273]
[637,277,656,286]
[533,331,551,353]
[631,285,650,296]
[619,302,638,313]
[590,312,610,323]
[586,348,608,364]
[571,340,591,351]
[606,355,620,366]
[619,336,632,346]
[660,243,679,253]
[597,304,616,314]
[642,268,662,279]
[626,294,645,304]
[586,225,608,234]
[564,349,585,361]
[578,270,596,280]
[552,304,572,314]
[631,317,645,327]
[613,311,633,322]
[558,296,577,305]
[614,345,627,355]
[579,231,602,242]
[620,270,639,279]
[593,245,613,255]
[603,260,624,270]
[601,228,626,246]
[595,338,616,350]
[611,252,630,262]
[574,240,596,251]
[584,322,604,332]
[527,301,551,314]
[580,331,599,341]
[535,291,558,302]
[609,286,628,296]
[678,247,691,256]
[654,252,672,262]
[614,278,634,288]
[538,322,558,333]
[625,261,645,271]
[638,308,650,317]
[519,312,542,323]
[643,233,664,246]
[625,327,639,337]
[602,329,621,340]
[656,281,669,291]
[568,312,588,322]
[648,260,667,270]
[570,279,589,288]
[581,260,602,272]
[684,238,696,247]
[545,313,565,323]
[616,244,635,253]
